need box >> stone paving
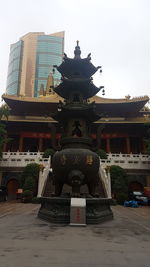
[0,201,150,267]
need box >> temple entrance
[110,138,126,153]
[7,179,19,200]
[23,138,39,152]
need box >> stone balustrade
[0,152,150,170]
[100,153,150,170]
[0,151,48,168]
[2,151,43,158]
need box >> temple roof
[54,78,100,99]
[2,94,149,118]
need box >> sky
[0,0,150,104]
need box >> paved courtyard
[0,202,150,267]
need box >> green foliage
[146,144,150,155]
[21,163,40,185]
[144,123,150,155]
[0,105,10,158]
[43,148,55,158]
[0,123,11,158]
[95,149,107,159]
[22,190,33,203]
[0,105,9,120]
[116,192,128,205]
[110,165,128,195]
[22,190,33,198]
[0,123,7,158]
[23,176,36,192]
[21,163,40,196]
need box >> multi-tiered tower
[52,42,103,196]
[38,43,113,224]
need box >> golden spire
[46,73,54,95]
[39,84,45,97]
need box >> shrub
[0,105,10,158]
[21,163,40,196]
[43,148,55,158]
[22,190,33,198]
[23,176,37,194]
[95,149,107,159]
[22,190,33,203]
[110,165,128,195]
[22,163,40,178]
[144,124,150,155]
[116,192,128,205]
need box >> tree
[23,176,36,192]
[110,165,128,196]
[21,163,40,196]
[0,124,7,158]
[0,105,10,158]
[0,105,9,120]
[144,124,150,155]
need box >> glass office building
[6,40,23,95]
[34,34,63,97]
[6,32,64,97]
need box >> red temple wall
[4,130,146,154]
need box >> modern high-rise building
[6,31,64,97]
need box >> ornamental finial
[74,40,81,59]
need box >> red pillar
[126,137,131,154]
[19,136,24,152]
[38,138,43,152]
[141,138,146,153]
[106,138,111,153]
[3,142,7,152]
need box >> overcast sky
[0,0,150,104]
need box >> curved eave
[90,95,149,104]
[94,98,149,117]
[57,58,98,78]
[2,94,63,116]
[2,94,149,117]
[54,81,100,99]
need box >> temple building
[1,77,150,200]
[2,91,150,154]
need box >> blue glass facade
[6,33,64,97]
[34,35,64,97]
[6,40,23,95]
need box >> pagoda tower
[51,42,104,196]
